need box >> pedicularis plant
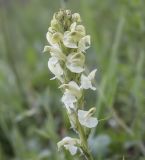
[44,9,98,160]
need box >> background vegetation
[0,0,145,159]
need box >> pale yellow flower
[66,52,85,73]
[43,45,65,60]
[48,57,63,82]
[78,35,91,52]
[72,13,81,22]
[57,137,80,155]
[63,22,85,48]
[80,69,97,90]
[61,90,77,109]
[60,81,82,99]
[78,108,98,128]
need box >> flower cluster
[44,9,98,158]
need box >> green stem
[77,118,94,160]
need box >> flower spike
[44,9,98,160]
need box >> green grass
[0,0,145,160]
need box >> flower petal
[63,31,78,48]
[80,71,96,90]
[43,45,50,53]
[84,117,98,128]
[66,52,85,73]
[76,25,86,36]
[48,57,63,80]
[67,145,78,155]
[78,35,90,51]
[80,74,93,90]
[57,137,80,155]
[65,81,82,98]
[61,91,77,109]
[45,45,65,60]
[60,81,82,98]
[78,110,98,128]
[46,32,54,46]
[70,22,77,31]
[72,13,81,22]
[88,69,97,80]
[67,64,84,73]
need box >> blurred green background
[0,0,145,160]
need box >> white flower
[72,13,81,22]
[60,81,82,98]
[43,45,66,60]
[70,22,85,36]
[78,108,98,128]
[63,22,85,48]
[80,69,97,90]
[78,35,91,52]
[61,91,77,128]
[50,18,61,31]
[63,31,78,48]
[46,32,55,46]
[46,32,62,46]
[48,57,63,81]
[66,52,85,73]
[57,137,80,155]
[61,90,77,110]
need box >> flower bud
[51,19,61,31]
[76,25,86,36]
[54,10,64,21]
[48,27,55,33]
[66,10,72,19]
[72,13,81,22]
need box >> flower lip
[80,69,97,90]
[66,52,85,73]
[43,45,66,60]
[78,35,90,51]
[61,90,77,110]
[48,57,63,82]
[72,13,81,22]
[78,108,98,128]
[57,137,80,155]
[59,81,82,98]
